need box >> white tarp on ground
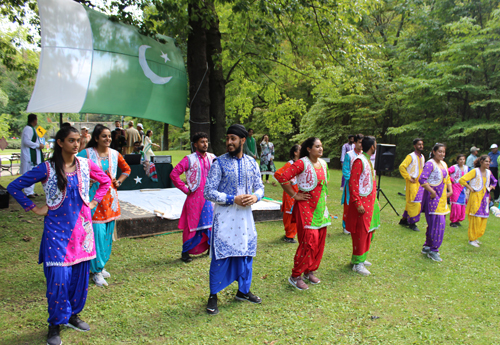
[118,188,281,220]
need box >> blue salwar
[44,260,90,325]
[209,250,253,295]
[183,229,211,253]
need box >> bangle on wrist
[291,192,298,199]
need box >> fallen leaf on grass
[371,315,380,320]
[21,219,34,224]
[17,215,24,218]
[261,274,268,279]
[23,236,33,242]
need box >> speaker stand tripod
[376,173,400,216]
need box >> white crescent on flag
[138,45,172,85]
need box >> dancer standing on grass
[448,154,469,228]
[459,155,497,248]
[341,133,364,235]
[77,124,131,287]
[399,138,425,232]
[170,132,216,263]
[260,134,276,183]
[340,134,355,190]
[274,144,301,243]
[277,137,330,291]
[204,124,264,315]
[346,136,379,276]
[7,126,111,345]
[419,143,452,262]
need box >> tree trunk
[187,0,211,149]
[162,123,169,150]
[206,1,226,156]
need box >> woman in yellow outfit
[459,155,497,247]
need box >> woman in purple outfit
[419,143,453,262]
[7,126,111,345]
[459,155,498,247]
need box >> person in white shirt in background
[20,113,45,198]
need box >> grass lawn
[1,151,500,344]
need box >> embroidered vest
[297,157,328,192]
[451,164,468,184]
[354,154,374,197]
[427,160,448,187]
[469,168,491,192]
[85,148,119,179]
[407,152,424,179]
[42,157,91,210]
[186,152,216,192]
[347,150,361,170]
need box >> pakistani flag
[27,0,187,127]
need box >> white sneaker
[343,228,351,235]
[352,263,371,276]
[93,272,108,287]
[101,268,111,278]
[468,240,480,247]
[363,260,372,267]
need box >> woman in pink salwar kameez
[448,154,468,228]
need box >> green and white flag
[27,0,187,127]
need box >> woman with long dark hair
[7,126,111,345]
[277,137,330,290]
[419,143,453,262]
[459,155,497,247]
[274,144,301,243]
[77,124,131,286]
[448,154,469,227]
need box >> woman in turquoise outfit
[77,124,131,287]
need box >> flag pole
[59,113,63,128]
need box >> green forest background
[2,0,500,164]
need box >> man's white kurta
[20,125,43,195]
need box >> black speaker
[374,144,396,172]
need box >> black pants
[262,162,272,181]
[491,167,499,200]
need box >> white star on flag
[161,51,170,63]
[134,176,142,184]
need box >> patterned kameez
[7,158,110,325]
[277,158,330,277]
[419,160,451,253]
[346,153,379,264]
[204,153,264,295]
[459,169,498,242]
[77,148,131,274]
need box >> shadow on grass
[1,329,47,345]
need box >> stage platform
[115,188,283,239]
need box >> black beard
[228,143,242,157]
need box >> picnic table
[1,153,21,176]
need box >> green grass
[1,152,500,344]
